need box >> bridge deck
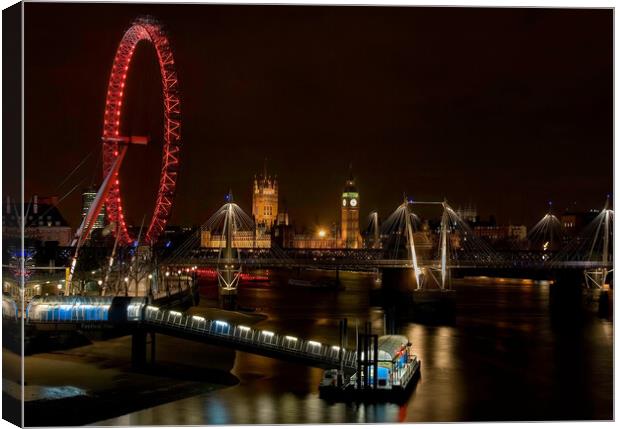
[143,306,356,369]
[170,257,612,270]
[22,299,357,370]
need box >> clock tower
[340,168,363,249]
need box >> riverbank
[16,303,266,426]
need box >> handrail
[23,299,357,369]
[143,307,358,368]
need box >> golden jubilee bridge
[159,195,613,289]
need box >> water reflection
[97,276,612,424]
[25,385,86,401]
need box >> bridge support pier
[131,330,147,368]
[381,268,417,293]
[598,290,611,319]
[149,331,156,365]
[337,318,347,387]
[131,329,156,368]
[356,321,378,390]
[380,268,456,323]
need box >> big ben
[340,168,363,249]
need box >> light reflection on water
[109,389,404,425]
[25,385,87,401]
[98,274,612,424]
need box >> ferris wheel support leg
[67,145,128,290]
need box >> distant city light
[318,229,327,238]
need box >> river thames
[86,271,613,425]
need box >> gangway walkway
[20,296,357,370]
[143,305,357,369]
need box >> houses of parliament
[200,165,363,249]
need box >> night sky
[20,4,612,232]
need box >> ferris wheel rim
[101,16,181,246]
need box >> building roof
[377,335,410,361]
[3,201,71,229]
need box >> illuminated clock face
[350,198,358,207]
[342,199,347,207]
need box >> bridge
[159,195,613,294]
[10,195,611,301]
[18,296,358,370]
[167,249,613,271]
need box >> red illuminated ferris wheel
[102,16,181,246]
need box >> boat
[319,334,421,402]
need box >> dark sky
[21,4,612,231]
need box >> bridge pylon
[439,200,450,290]
[584,196,614,289]
[421,199,452,291]
[217,191,242,298]
[402,197,422,290]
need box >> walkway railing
[143,305,358,369]
[19,296,357,370]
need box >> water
[98,272,613,424]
